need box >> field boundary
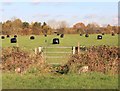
[42,46,73,64]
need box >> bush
[67,45,119,75]
[1,47,45,73]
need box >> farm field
[1,1,119,90]
[1,34,119,90]
[1,34,118,50]
[1,34,119,64]
[2,72,118,89]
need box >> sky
[0,1,118,27]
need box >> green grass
[1,34,118,50]
[2,72,118,89]
[1,34,118,64]
[1,34,119,89]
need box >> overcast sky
[0,1,118,26]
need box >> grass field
[2,72,118,89]
[1,34,118,64]
[1,34,119,89]
[1,34,118,50]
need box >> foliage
[1,47,46,73]
[1,18,119,35]
[67,45,119,75]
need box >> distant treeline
[0,18,119,35]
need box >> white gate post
[35,48,37,55]
[38,47,42,53]
[73,46,75,54]
[38,46,43,57]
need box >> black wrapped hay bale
[14,35,17,38]
[44,34,47,37]
[6,35,10,38]
[57,33,60,36]
[1,36,5,39]
[80,34,82,36]
[111,32,115,36]
[30,36,35,40]
[54,31,57,34]
[11,38,17,43]
[53,38,60,44]
[97,35,102,40]
[60,34,64,38]
[85,34,89,37]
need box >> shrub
[67,45,119,75]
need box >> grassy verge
[2,72,118,89]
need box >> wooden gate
[43,46,73,64]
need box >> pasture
[1,34,118,50]
[1,34,118,64]
[1,34,119,89]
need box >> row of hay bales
[1,34,64,44]
[1,35,17,39]
[1,32,116,40]
[0,32,116,44]
[1,34,64,39]
[80,33,116,37]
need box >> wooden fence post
[38,47,42,53]
[38,47,43,57]
[35,48,37,55]
[72,46,75,54]
[78,42,80,54]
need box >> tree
[73,22,86,34]
[32,22,42,35]
[112,26,118,33]
[42,22,52,35]
[22,22,29,29]
[86,23,100,34]
[2,20,13,35]
[105,24,112,34]
[12,18,22,34]
[22,22,30,35]
[57,21,68,34]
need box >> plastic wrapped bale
[11,38,17,43]
[80,34,82,36]
[53,38,60,44]
[60,34,64,38]
[6,35,10,38]
[97,35,102,40]
[1,36,5,39]
[57,33,59,36]
[14,35,17,38]
[85,34,89,37]
[30,36,35,40]
[44,34,47,37]
[54,31,57,34]
[111,32,115,36]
